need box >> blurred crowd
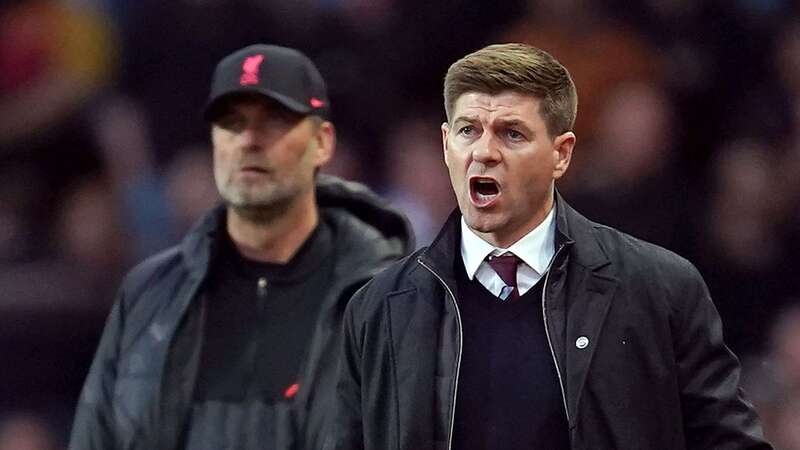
[1,0,799,447]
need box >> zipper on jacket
[417,258,463,450]
[257,277,268,298]
[542,243,570,423]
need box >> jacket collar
[418,209,462,279]
[180,203,225,279]
[552,190,610,271]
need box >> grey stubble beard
[226,196,293,225]
[218,176,304,226]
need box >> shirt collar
[460,206,556,279]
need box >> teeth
[475,192,497,202]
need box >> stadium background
[1,0,800,447]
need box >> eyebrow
[494,118,526,127]
[495,117,535,132]
[451,115,536,136]
[452,115,480,125]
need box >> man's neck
[475,196,554,249]
[226,195,319,264]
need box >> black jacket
[69,175,414,450]
[333,195,771,450]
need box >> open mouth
[469,177,500,207]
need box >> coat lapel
[563,264,618,423]
[551,194,620,424]
[155,274,206,449]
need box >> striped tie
[487,254,521,301]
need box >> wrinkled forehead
[450,91,544,124]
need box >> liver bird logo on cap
[240,54,264,86]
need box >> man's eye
[458,125,476,136]
[270,110,302,127]
[216,116,243,130]
[506,129,525,141]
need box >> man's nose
[237,125,269,151]
[471,134,502,163]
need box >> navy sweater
[451,261,570,450]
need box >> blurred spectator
[88,94,176,258]
[0,174,127,313]
[768,395,800,450]
[774,22,800,218]
[697,139,793,355]
[503,0,660,142]
[706,141,783,271]
[54,175,129,288]
[162,144,219,235]
[382,114,454,247]
[743,304,800,448]
[0,0,116,148]
[770,305,800,389]
[565,82,691,253]
[0,0,118,278]
[0,163,46,263]
[0,175,130,435]
[0,414,59,450]
[773,17,800,105]
[320,138,368,185]
[778,141,800,264]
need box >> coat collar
[552,190,610,271]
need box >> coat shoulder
[345,248,430,315]
[118,245,186,311]
[591,222,701,281]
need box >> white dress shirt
[460,206,556,299]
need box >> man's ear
[552,131,575,180]
[441,122,450,167]
[313,121,336,167]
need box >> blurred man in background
[69,44,413,450]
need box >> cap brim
[203,87,314,122]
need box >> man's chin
[463,210,502,234]
[224,192,291,224]
[222,187,278,208]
